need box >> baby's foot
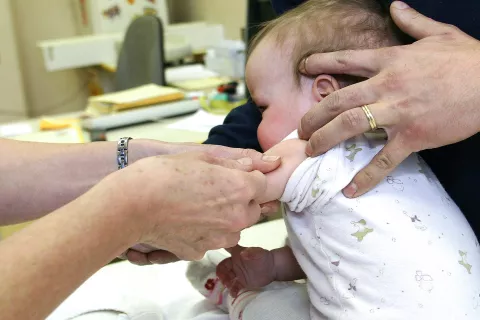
[186,259,230,312]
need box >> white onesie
[280,131,480,319]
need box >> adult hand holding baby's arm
[120,144,282,265]
[298,1,480,197]
[126,138,307,266]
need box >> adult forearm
[0,185,139,320]
[0,138,155,225]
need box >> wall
[11,0,89,118]
[0,0,28,123]
[2,0,246,120]
[168,0,247,40]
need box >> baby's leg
[240,283,311,320]
[187,259,311,320]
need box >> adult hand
[298,1,480,197]
[121,141,281,265]
[109,151,278,261]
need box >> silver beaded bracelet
[117,137,133,169]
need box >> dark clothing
[204,0,480,236]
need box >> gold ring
[362,105,377,131]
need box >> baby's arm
[272,245,306,281]
[257,139,308,204]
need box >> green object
[200,97,247,115]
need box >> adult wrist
[128,139,171,163]
[75,178,143,251]
[107,156,170,245]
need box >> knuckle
[444,24,460,34]
[340,109,363,131]
[401,125,424,151]
[374,153,394,170]
[195,151,213,163]
[324,92,343,115]
[334,50,354,70]
[392,98,411,111]
[309,131,327,153]
[240,148,258,159]
[229,210,249,232]
[381,71,402,91]
[438,24,461,41]
[390,99,414,123]
[202,152,217,163]
[233,174,254,199]
[380,46,399,61]
[344,88,362,106]
[357,169,375,186]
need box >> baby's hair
[248,0,408,86]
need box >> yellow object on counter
[39,118,78,131]
[199,97,247,115]
[87,84,185,115]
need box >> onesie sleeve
[279,131,344,213]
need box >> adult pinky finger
[343,138,411,198]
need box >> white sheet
[48,219,288,320]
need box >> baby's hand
[217,246,276,297]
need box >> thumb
[390,1,453,39]
[240,247,268,260]
[202,145,281,174]
[147,250,179,264]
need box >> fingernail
[305,143,313,156]
[262,155,280,162]
[237,157,253,166]
[392,1,409,9]
[299,58,307,73]
[343,183,358,198]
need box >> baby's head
[246,0,404,150]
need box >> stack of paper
[167,109,226,133]
[166,64,230,90]
[86,84,185,115]
[165,64,219,83]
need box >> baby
[188,0,480,319]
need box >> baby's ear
[312,75,340,102]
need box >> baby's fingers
[217,258,236,287]
[230,278,244,298]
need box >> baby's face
[246,38,317,151]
